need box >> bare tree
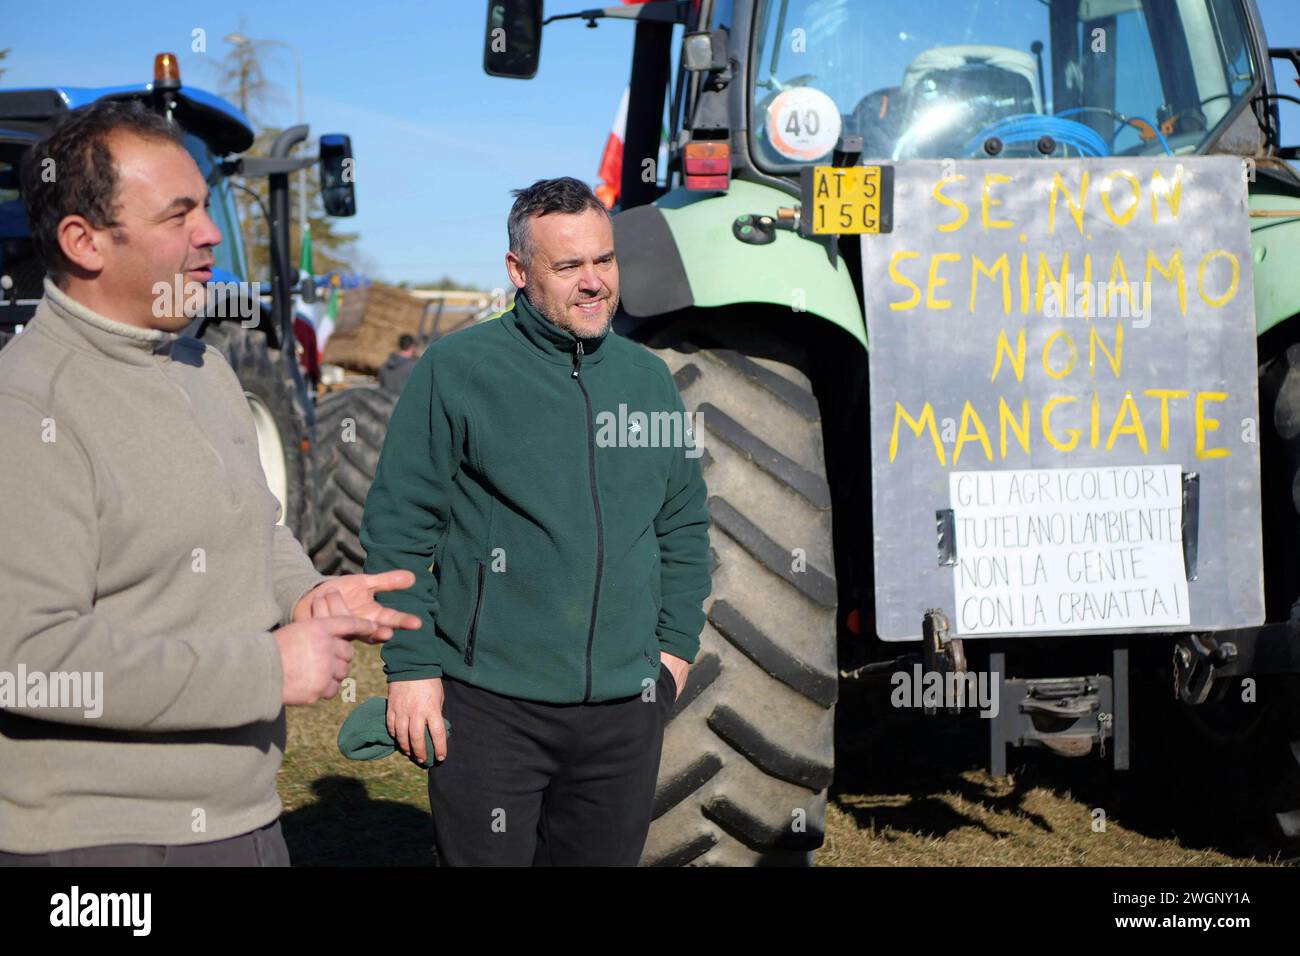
[205,19,285,123]
[204,24,361,279]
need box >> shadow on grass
[282,776,437,867]
[829,676,1262,859]
[831,684,1053,841]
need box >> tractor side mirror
[318,134,356,217]
[1268,48,1300,159]
[484,0,543,79]
[682,30,727,73]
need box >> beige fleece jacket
[0,278,328,853]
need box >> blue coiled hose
[963,110,1173,157]
[962,114,1112,157]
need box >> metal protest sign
[862,157,1261,641]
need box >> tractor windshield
[181,132,248,281]
[750,0,1260,167]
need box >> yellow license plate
[803,165,893,235]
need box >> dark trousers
[0,819,290,867]
[428,665,676,866]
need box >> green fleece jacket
[361,292,711,703]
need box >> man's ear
[56,215,106,276]
[504,250,527,290]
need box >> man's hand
[293,569,422,641]
[274,612,378,706]
[660,651,689,702]
[387,677,448,765]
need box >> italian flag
[317,277,339,356]
[594,0,689,208]
[595,86,630,209]
[298,224,313,291]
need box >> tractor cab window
[0,147,43,314]
[750,0,1261,169]
[182,133,247,281]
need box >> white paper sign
[949,465,1189,635]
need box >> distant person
[378,333,418,393]
[0,99,420,866]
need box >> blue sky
[4,0,1299,289]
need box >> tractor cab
[0,68,261,332]
[848,44,1044,160]
[483,0,1295,201]
[0,55,357,340]
[747,0,1275,169]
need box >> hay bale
[321,284,501,375]
[321,284,432,374]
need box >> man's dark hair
[398,333,415,350]
[20,99,186,283]
[507,176,609,267]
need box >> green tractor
[480,0,1300,865]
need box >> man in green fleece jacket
[362,177,712,866]
[0,100,420,865]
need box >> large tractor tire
[1248,338,1300,859]
[633,323,838,866]
[1163,337,1300,860]
[1142,669,1300,862]
[200,323,313,540]
[1138,335,1300,861]
[310,385,397,575]
[309,388,349,575]
[303,330,840,866]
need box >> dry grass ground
[278,646,1276,867]
[278,644,436,866]
[821,767,1255,866]
[823,678,1276,867]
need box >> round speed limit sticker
[765,87,842,162]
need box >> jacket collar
[33,277,174,368]
[502,291,610,368]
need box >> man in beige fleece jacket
[0,100,420,865]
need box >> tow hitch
[1173,634,1239,706]
[988,648,1129,777]
[921,609,966,715]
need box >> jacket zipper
[572,340,604,702]
[463,560,486,666]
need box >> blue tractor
[0,52,356,552]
